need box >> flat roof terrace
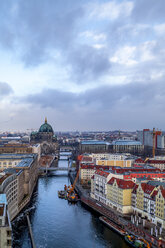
[0,153,37,160]
[81,140,110,145]
[112,140,142,146]
[16,157,34,168]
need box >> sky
[0,0,165,132]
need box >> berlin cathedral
[30,118,58,154]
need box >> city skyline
[0,0,165,131]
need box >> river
[12,153,129,248]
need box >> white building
[91,170,111,204]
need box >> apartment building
[0,154,38,220]
[155,187,165,228]
[147,159,165,170]
[80,165,95,184]
[107,177,135,214]
[90,153,131,161]
[91,170,111,204]
[96,159,133,167]
[132,182,165,228]
[80,165,111,184]
[110,167,165,182]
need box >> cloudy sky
[0,0,165,131]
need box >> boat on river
[67,192,78,203]
[99,216,126,236]
[58,190,67,199]
[124,234,150,248]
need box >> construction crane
[153,128,156,158]
[144,157,149,163]
[64,169,80,202]
[67,169,79,194]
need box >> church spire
[45,117,47,123]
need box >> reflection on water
[12,156,129,248]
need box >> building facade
[0,154,38,221]
[0,194,12,248]
[107,177,135,214]
[96,159,133,167]
[91,170,111,204]
[112,140,143,154]
[137,129,165,154]
[79,141,110,153]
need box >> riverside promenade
[69,172,165,248]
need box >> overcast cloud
[0,0,165,131]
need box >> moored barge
[99,216,126,236]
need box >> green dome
[39,118,54,133]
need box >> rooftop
[4,168,23,175]
[112,140,142,146]
[147,160,165,164]
[95,169,110,177]
[0,153,36,160]
[141,183,155,194]
[16,157,34,168]
[108,177,135,189]
[147,181,165,188]
[81,140,110,145]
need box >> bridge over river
[39,167,76,173]
[39,150,75,174]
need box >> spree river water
[12,154,129,248]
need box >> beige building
[132,182,165,228]
[0,147,41,170]
[0,154,38,220]
[0,194,12,248]
[155,188,165,228]
[80,165,95,184]
[147,159,165,170]
[96,159,132,167]
[0,154,23,170]
[106,177,135,214]
[90,153,131,161]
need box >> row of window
[0,161,18,165]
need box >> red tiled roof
[108,177,135,189]
[135,158,144,163]
[80,165,111,170]
[81,165,95,169]
[148,160,165,164]
[141,183,155,194]
[132,184,138,194]
[161,188,165,198]
[95,169,109,177]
